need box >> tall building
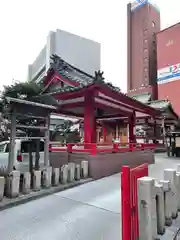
[27,29,101,83]
[127,1,160,100]
[157,23,180,116]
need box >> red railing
[121,164,149,240]
[49,142,156,155]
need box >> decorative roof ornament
[93,70,121,93]
[50,54,68,73]
[94,70,105,83]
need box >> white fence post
[0,177,5,201]
[6,170,20,198]
[137,177,157,240]
[68,163,75,182]
[22,172,31,194]
[159,180,172,226]
[75,164,80,181]
[164,169,178,219]
[60,165,68,184]
[176,172,180,211]
[81,161,88,178]
[32,170,41,191]
[155,182,165,235]
[52,168,60,186]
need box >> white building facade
[27,29,101,83]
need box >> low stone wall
[50,150,155,179]
[49,152,69,168]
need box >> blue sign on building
[131,0,148,11]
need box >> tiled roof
[130,92,178,118]
[148,100,178,119]
[43,54,121,94]
[131,92,151,104]
[148,100,170,110]
[39,55,160,116]
[50,54,95,86]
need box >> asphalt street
[0,153,180,240]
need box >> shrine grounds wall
[50,150,154,179]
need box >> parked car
[0,139,45,173]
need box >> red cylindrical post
[67,144,73,153]
[121,166,131,240]
[84,92,95,146]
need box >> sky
[0,0,180,93]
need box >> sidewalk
[0,178,92,211]
[0,154,180,239]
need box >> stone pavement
[0,153,180,239]
[0,178,92,211]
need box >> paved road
[1,153,180,240]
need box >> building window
[144,39,148,43]
[152,21,155,27]
[144,29,148,35]
[144,68,148,72]
[143,49,148,57]
[166,40,174,46]
[144,58,148,64]
[143,20,148,28]
[144,76,148,82]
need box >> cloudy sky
[0,0,179,92]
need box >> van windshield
[21,141,44,153]
[0,143,6,152]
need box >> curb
[0,178,92,211]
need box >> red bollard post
[121,166,131,240]
[91,143,97,155]
[67,144,73,153]
[113,143,119,153]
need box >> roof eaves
[50,54,95,86]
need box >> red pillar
[84,92,95,144]
[129,111,136,143]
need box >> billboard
[131,0,148,11]
[157,63,180,84]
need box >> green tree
[2,81,42,100]
[1,81,44,173]
[52,120,80,143]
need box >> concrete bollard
[159,180,172,226]
[137,177,157,240]
[32,170,41,191]
[177,164,180,173]
[52,168,60,186]
[42,167,52,188]
[81,161,88,178]
[0,176,5,201]
[60,165,68,184]
[68,163,75,182]
[22,172,31,194]
[164,169,178,219]
[75,164,81,181]
[155,182,165,235]
[176,173,180,211]
[6,170,20,198]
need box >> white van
[0,139,45,173]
